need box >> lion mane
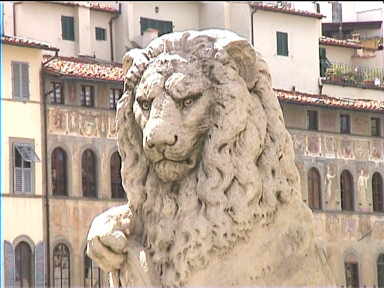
[116,30,302,286]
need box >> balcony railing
[322,62,384,90]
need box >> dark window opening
[61,16,75,41]
[378,254,384,288]
[53,243,70,288]
[52,147,67,196]
[15,242,33,288]
[95,27,106,41]
[308,167,321,210]
[371,117,381,137]
[276,31,288,56]
[340,114,351,134]
[82,149,97,198]
[111,152,125,199]
[345,261,359,288]
[341,170,354,211]
[373,172,383,212]
[80,86,95,107]
[307,110,318,131]
[84,252,106,287]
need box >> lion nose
[146,134,178,151]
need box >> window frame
[110,151,125,199]
[276,31,289,56]
[61,16,75,41]
[51,147,68,197]
[377,254,384,288]
[372,172,384,213]
[371,117,381,137]
[82,149,97,198]
[80,85,95,108]
[53,243,71,288]
[109,88,123,110]
[340,170,354,211]
[307,167,322,210]
[50,82,64,105]
[11,61,30,100]
[84,250,106,288]
[10,138,38,195]
[95,27,106,41]
[340,114,351,134]
[15,241,34,288]
[307,110,319,131]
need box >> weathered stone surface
[86,29,336,287]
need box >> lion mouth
[153,154,197,182]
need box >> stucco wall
[323,45,355,64]
[90,10,112,61]
[322,83,384,101]
[252,10,322,94]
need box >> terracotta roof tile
[2,35,59,51]
[275,89,384,112]
[42,55,123,82]
[319,36,363,49]
[249,2,324,19]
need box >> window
[61,16,74,41]
[373,172,383,212]
[140,17,173,36]
[82,149,97,198]
[50,82,64,104]
[13,143,39,194]
[53,243,70,288]
[344,254,359,288]
[341,170,354,211]
[12,61,29,100]
[378,254,384,288]
[80,86,95,107]
[340,114,351,134]
[372,117,381,137]
[15,241,33,288]
[84,252,107,288]
[95,27,106,41]
[276,31,288,56]
[308,167,321,210]
[52,147,67,196]
[307,110,318,131]
[109,88,123,110]
[111,152,125,199]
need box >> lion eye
[140,100,152,111]
[183,98,194,107]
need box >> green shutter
[62,16,74,41]
[140,17,173,36]
[21,63,29,99]
[12,62,20,99]
[277,32,288,56]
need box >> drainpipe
[250,5,256,46]
[109,3,121,62]
[41,50,58,288]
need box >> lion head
[116,30,301,286]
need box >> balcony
[322,62,384,90]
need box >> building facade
[2,1,384,287]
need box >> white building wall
[252,10,322,94]
[91,10,113,61]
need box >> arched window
[52,147,67,196]
[377,254,384,288]
[308,167,321,210]
[373,173,383,212]
[111,152,125,199]
[53,243,70,288]
[341,170,354,211]
[82,149,97,198]
[84,252,107,287]
[344,254,359,288]
[15,241,33,288]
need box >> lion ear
[208,30,258,90]
[122,49,149,76]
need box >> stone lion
[87,29,335,287]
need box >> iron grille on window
[109,88,123,110]
[12,62,29,100]
[80,86,95,107]
[50,82,64,104]
[53,244,70,288]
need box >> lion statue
[86,29,336,287]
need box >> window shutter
[21,63,29,99]
[61,16,67,39]
[35,242,45,288]
[23,168,32,193]
[69,17,74,40]
[277,32,288,56]
[4,241,15,287]
[15,168,23,192]
[12,62,20,99]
